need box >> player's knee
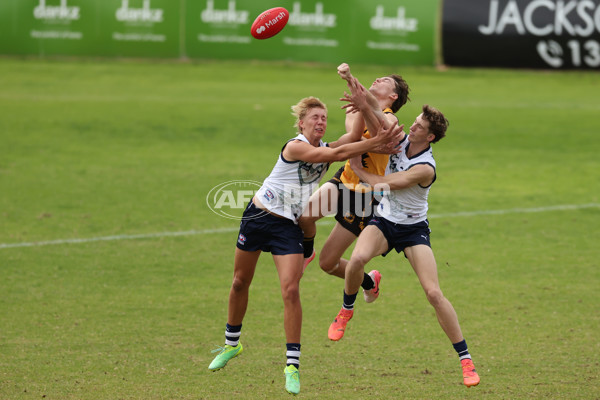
[281,283,300,303]
[425,288,445,307]
[319,260,331,273]
[349,252,369,269]
[299,208,320,223]
[297,215,308,227]
[318,253,337,273]
[231,276,251,293]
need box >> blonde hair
[291,96,327,133]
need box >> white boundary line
[1,203,598,250]
[428,203,600,218]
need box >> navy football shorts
[236,202,304,255]
[368,217,431,256]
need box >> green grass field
[1,57,599,399]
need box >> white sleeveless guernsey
[377,137,436,224]
[255,134,329,222]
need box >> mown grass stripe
[1,203,598,250]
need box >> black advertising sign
[442,0,600,69]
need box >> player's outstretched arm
[284,124,402,164]
[343,77,391,138]
[338,63,364,134]
[328,110,367,149]
[329,108,365,148]
[349,156,434,190]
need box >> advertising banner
[185,0,349,62]
[97,0,181,58]
[442,0,600,69]
[0,0,180,58]
[348,0,437,66]
[0,0,439,66]
[0,0,94,56]
[185,0,437,66]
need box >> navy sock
[453,339,471,360]
[303,236,315,258]
[225,323,242,347]
[286,343,301,368]
[361,272,374,290]
[342,291,357,310]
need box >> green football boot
[284,365,300,395]
[208,343,243,371]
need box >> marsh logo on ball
[207,180,263,220]
[251,7,289,39]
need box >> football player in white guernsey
[326,78,481,388]
[208,96,402,395]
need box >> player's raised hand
[337,63,352,80]
[375,122,403,146]
[340,91,360,114]
[341,77,369,114]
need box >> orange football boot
[461,358,480,387]
[328,308,354,341]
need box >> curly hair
[422,105,448,143]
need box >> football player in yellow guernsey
[299,63,410,304]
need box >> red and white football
[250,7,289,40]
